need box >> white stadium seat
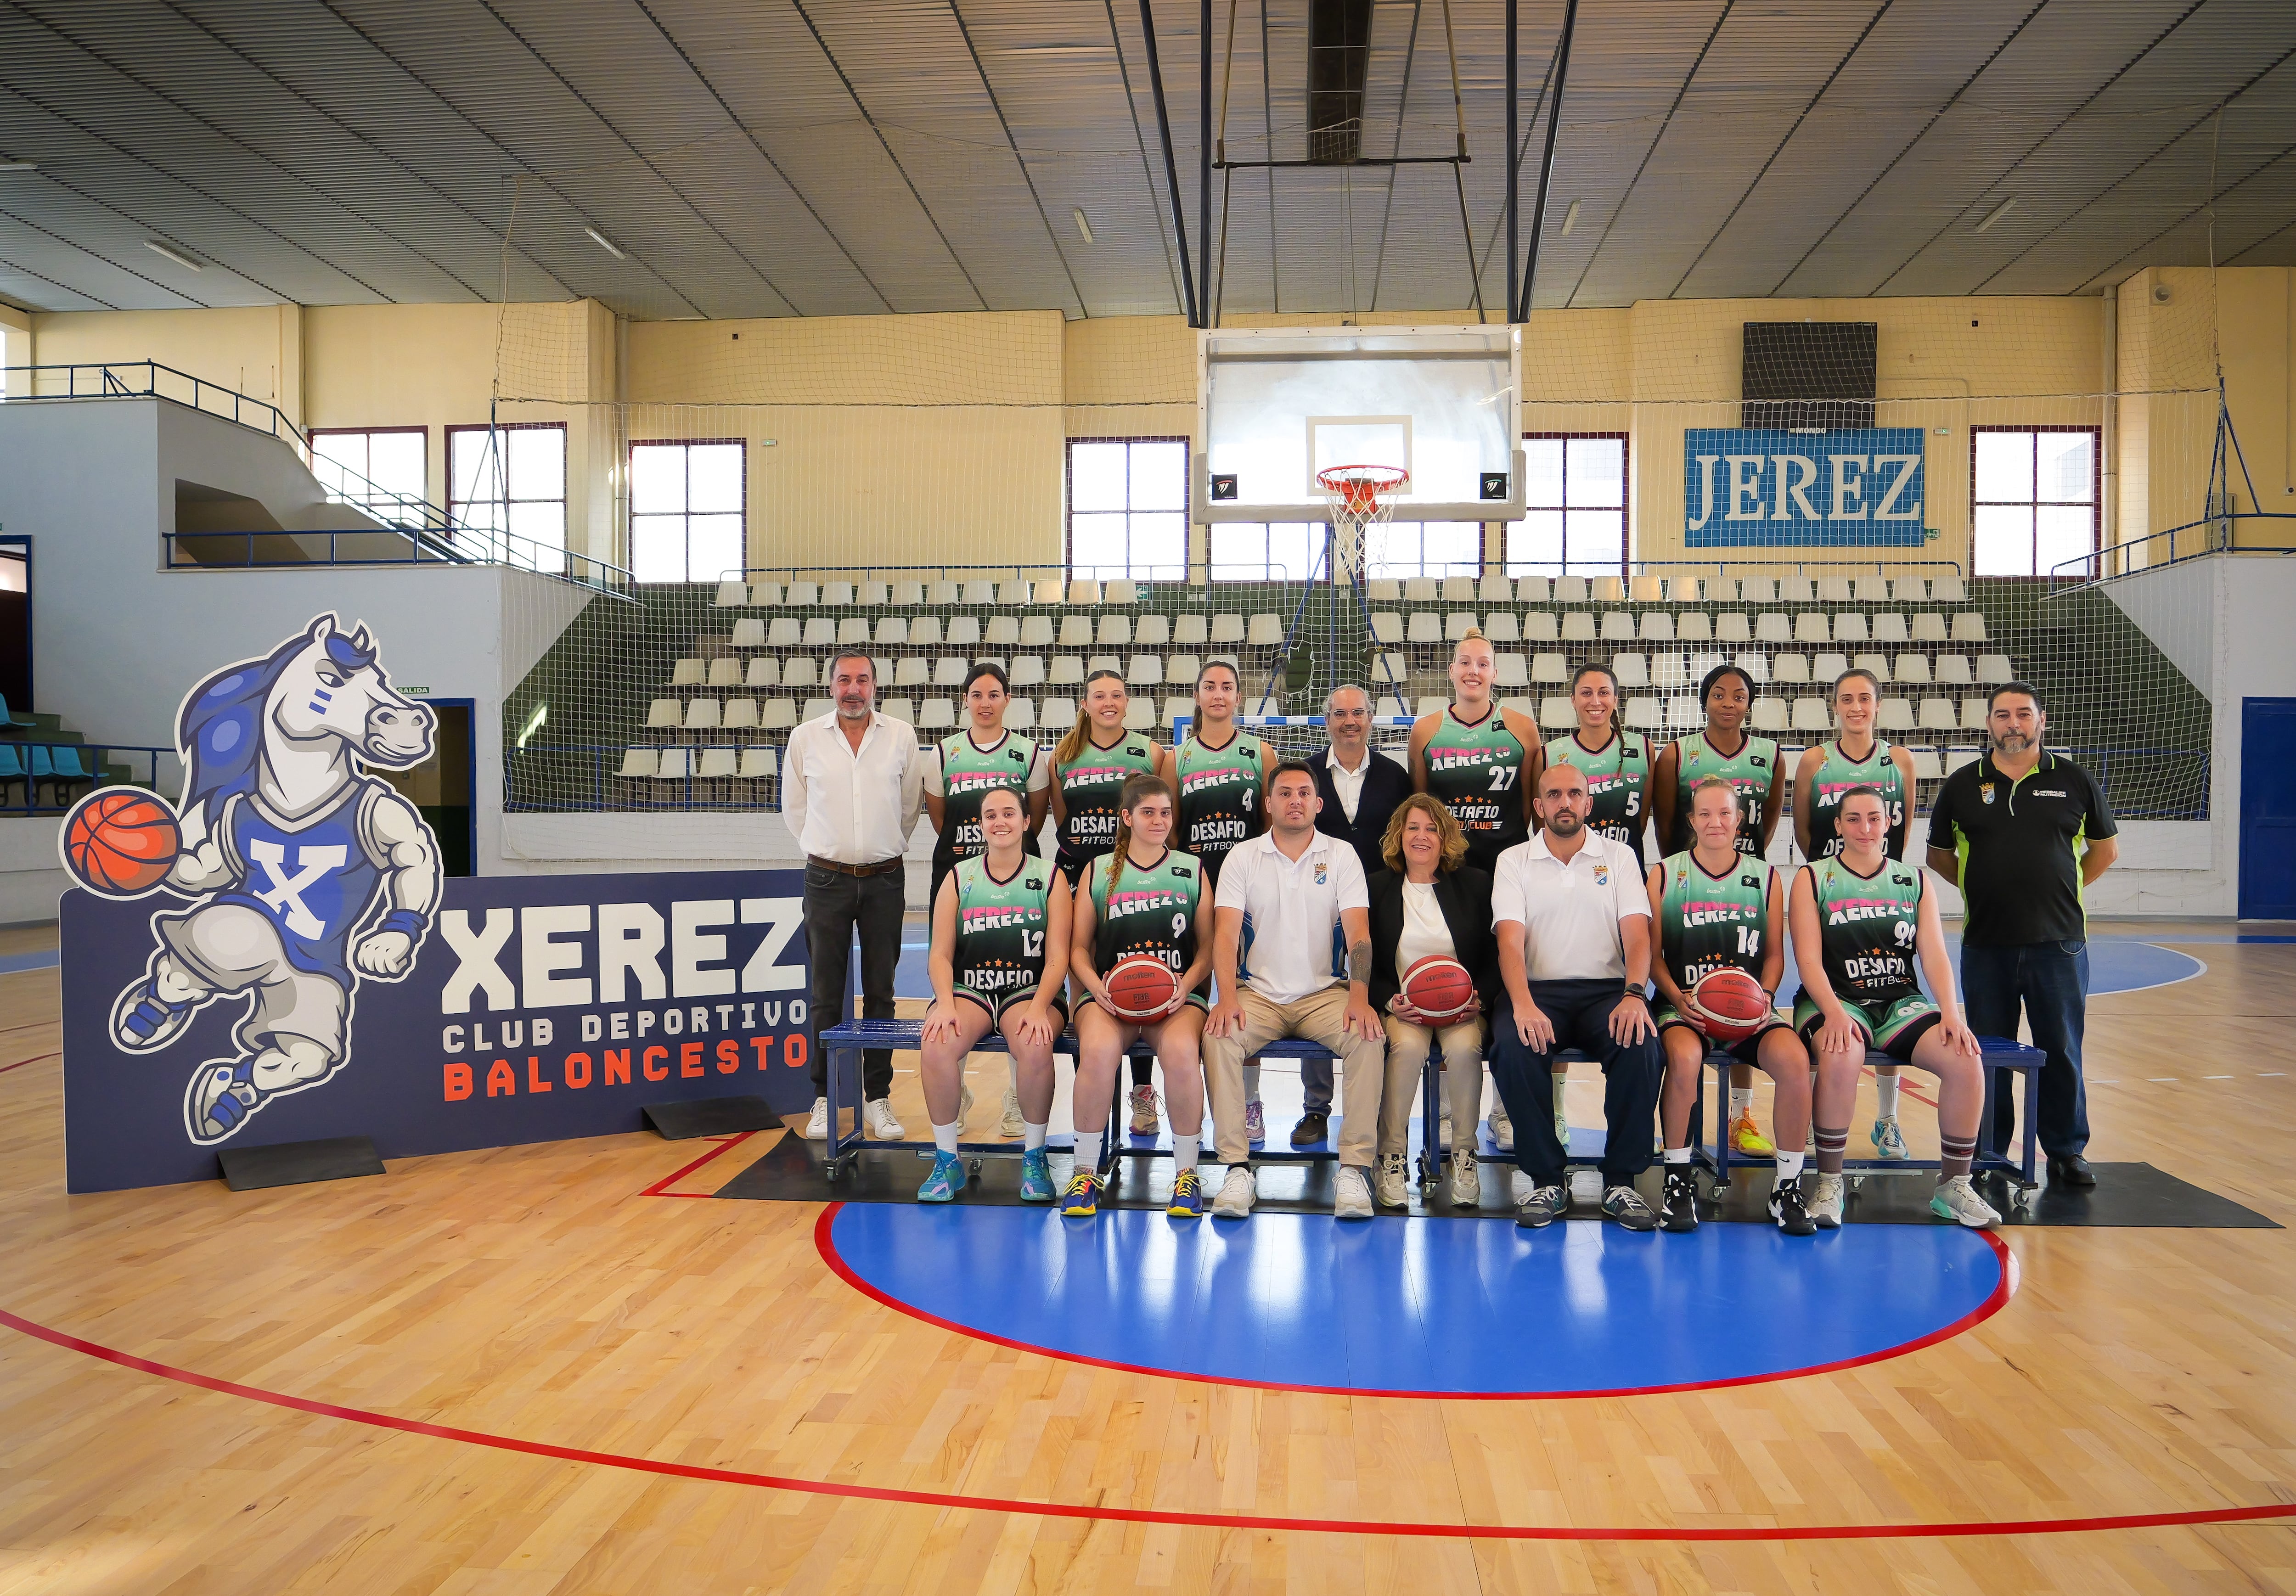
[1210,614,1246,644]
[740,747,778,779]
[1676,611,1713,643]
[1404,578,1439,602]
[731,619,768,648]
[1870,612,1909,644]
[1039,697,1076,730]
[758,700,797,730]
[962,580,996,605]
[1441,576,1476,602]
[617,748,657,778]
[1049,656,1085,684]
[1739,577,1778,603]
[1812,652,1849,682]
[1009,655,1047,688]
[1483,612,1520,642]
[745,657,777,688]
[1367,579,1402,602]
[822,582,854,606]
[1831,611,1868,644]
[1104,579,1139,605]
[1134,613,1170,647]
[1541,697,1577,730]
[802,617,836,646]
[1791,697,1833,733]
[1945,746,1981,774]
[891,580,925,606]
[1876,698,1916,731]
[1894,653,1931,685]
[654,748,690,781]
[1417,695,1450,715]
[1166,654,1201,684]
[933,657,968,687]
[1755,613,1793,644]
[782,658,817,689]
[1911,613,1950,643]
[1794,612,1830,644]
[1931,575,1968,602]
[1560,613,1598,641]
[920,699,956,729]
[1371,613,1406,644]
[1124,699,1155,729]
[1851,576,1889,603]
[684,698,720,730]
[1246,614,1284,645]
[1517,575,1553,603]
[872,655,894,683]
[1034,579,1065,605]
[1771,653,1810,684]
[1961,697,1991,729]
[984,615,1019,646]
[874,616,908,646]
[1376,653,1411,685]
[1531,653,1569,684]
[1599,612,1636,641]
[1097,614,1131,646]
[893,657,928,686]
[722,698,759,730]
[785,581,820,607]
[1127,655,1161,686]
[1493,654,1529,688]
[1629,575,1664,603]
[1909,748,1944,778]
[670,658,705,686]
[1935,655,1973,685]
[1735,651,1768,683]
[1162,697,1193,727]
[1976,653,2015,684]
[1522,612,1560,642]
[1172,614,1209,646]
[1639,611,1675,641]
[929,580,962,605]
[1624,698,1663,730]
[945,616,981,646]
[750,581,783,606]
[1480,573,1514,603]
[705,658,741,689]
[1650,652,1689,690]
[1852,653,1891,682]
[857,581,889,606]
[1068,579,1101,606]
[1553,576,1589,604]
[1446,611,1479,641]
[1919,697,1957,731]
[1780,577,1818,603]
[646,698,680,729]
[1953,612,1991,642]
[1750,698,1790,733]
[1406,612,1442,644]
[714,580,748,608]
[880,697,916,725]
[1666,696,1705,730]
[1019,615,1056,646]
[697,747,738,780]
[1593,576,1626,602]
[1714,612,1751,643]
[836,617,869,646]
[1611,652,1649,689]
[1058,615,1093,646]
[1818,576,1854,603]
[1005,700,1036,731]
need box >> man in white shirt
[1204,762,1386,1219]
[783,650,926,1142]
[1490,762,1663,1231]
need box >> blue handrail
[0,741,176,816]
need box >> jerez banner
[1684,427,1929,548]
[54,612,814,1193]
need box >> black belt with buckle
[808,855,903,877]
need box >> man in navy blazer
[1285,686,1415,1146]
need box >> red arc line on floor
[1,1299,2290,1543]
[0,1052,58,1075]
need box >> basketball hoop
[1316,464,1408,582]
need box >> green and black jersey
[1424,706,1530,871]
[1805,738,1909,860]
[1547,728,1650,850]
[1052,730,1160,879]
[931,730,1041,874]
[949,853,1060,1017]
[1802,855,1924,1007]
[1669,731,1779,855]
[1082,847,1209,1010]
[1655,850,1773,990]
[1175,731,1264,883]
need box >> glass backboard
[1197,325,1524,524]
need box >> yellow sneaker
[1728,1112,1775,1158]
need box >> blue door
[2240,697,2296,919]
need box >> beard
[1545,809,1583,836]
[1993,728,2035,753]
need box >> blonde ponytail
[1055,669,1128,766]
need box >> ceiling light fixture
[1559,198,1580,236]
[146,239,203,271]
[1072,208,1094,244]
[585,225,626,260]
[1973,196,2017,234]
[0,160,37,173]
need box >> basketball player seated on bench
[1787,787,1999,1229]
[1646,776,1814,1235]
[1062,773,1214,1219]
[914,787,1070,1205]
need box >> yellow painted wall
[23,283,2290,582]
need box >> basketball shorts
[1791,990,1941,1061]
[1652,998,1790,1066]
[954,984,1070,1025]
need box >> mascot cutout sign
[61,613,441,1146]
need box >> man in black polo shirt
[1927,682,2119,1187]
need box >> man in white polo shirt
[1204,761,1385,1219]
[1490,761,1663,1231]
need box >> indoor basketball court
[2,1,2295,1591]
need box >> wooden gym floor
[2,918,2293,1593]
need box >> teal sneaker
[917,1151,964,1203]
[1019,1147,1054,1203]
[1871,1116,1910,1159]
[1060,1169,1102,1217]
[1165,1167,1204,1218]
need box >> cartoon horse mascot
[97,614,440,1145]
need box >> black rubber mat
[642,1095,782,1140]
[217,1135,385,1192]
[709,1136,2277,1228]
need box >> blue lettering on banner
[59,867,814,1192]
[1683,427,1928,548]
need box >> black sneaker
[1768,1177,1818,1236]
[1659,1167,1699,1232]
[1601,1184,1658,1231]
[1289,1110,1330,1148]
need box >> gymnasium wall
[20,276,2292,576]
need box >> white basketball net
[1316,465,1407,584]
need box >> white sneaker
[958,1082,975,1129]
[864,1098,905,1140]
[1439,1114,1453,1147]
[1809,1171,1845,1229]
[1489,1097,1514,1152]
[803,1096,829,1139]
[1335,1166,1374,1219]
[1212,1166,1256,1218]
[999,1087,1024,1138]
[1930,1174,2001,1228]
[1128,1084,1162,1134]
[1552,1077,1569,1146]
[1374,1151,1410,1208]
[1450,1143,1481,1205]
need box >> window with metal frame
[310,427,427,524]
[629,438,746,584]
[1365,521,1481,579]
[1971,426,2099,578]
[1209,523,1328,582]
[1505,433,1628,577]
[1068,437,1187,580]
[447,422,567,574]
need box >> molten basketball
[62,789,181,895]
[1103,954,1181,1020]
[1688,967,1772,1042]
[1401,955,1477,1021]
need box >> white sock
[1243,1062,1261,1104]
[1663,1146,1692,1165]
[1730,1085,1753,1117]
[1174,1133,1199,1174]
[1874,1074,1901,1118]
[1024,1120,1047,1152]
[932,1121,961,1157]
[1074,1129,1102,1173]
[1775,1151,1806,1183]
[1008,1058,1021,1095]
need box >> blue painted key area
[827,1204,2006,1396]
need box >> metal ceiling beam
[1200,0,1211,329]
[945,0,1089,318]
[1137,0,1200,325]
[1103,0,1187,315]
[1504,0,1515,320]
[1513,0,1576,321]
